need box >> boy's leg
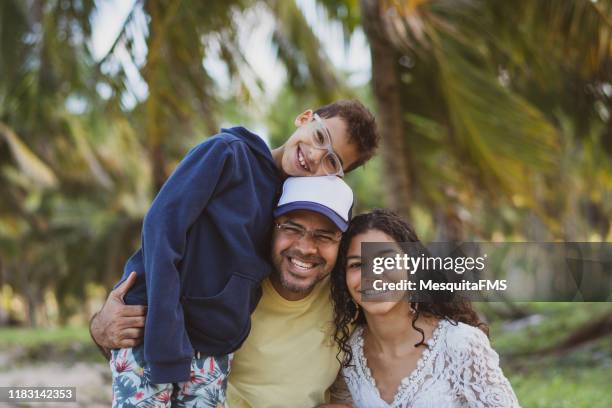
[174,353,233,408]
[110,346,175,408]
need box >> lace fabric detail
[343,320,521,408]
[353,320,448,407]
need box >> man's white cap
[274,176,353,232]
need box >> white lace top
[342,320,521,408]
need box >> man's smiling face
[270,210,341,297]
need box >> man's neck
[269,273,313,301]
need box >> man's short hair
[314,99,380,172]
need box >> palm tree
[0,0,108,324]
[1,0,608,325]
[0,0,157,324]
[357,0,610,240]
[0,0,346,324]
[101,0,346,191]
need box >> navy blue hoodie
[116,127,281,383]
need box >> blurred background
[0,0,611,406]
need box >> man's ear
[294,109,314,127]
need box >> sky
[89,0,372,116]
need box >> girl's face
[345,229,408,316]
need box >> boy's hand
[89,271,147,357]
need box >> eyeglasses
[311,113,344,177]
[275,222,341,246]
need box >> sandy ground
[0,355,111,407]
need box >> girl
[328,209,520,407]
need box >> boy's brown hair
[314,99,379,172]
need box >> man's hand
[325,371,354,407]
[89,271,147,359]
[317,405,353,408]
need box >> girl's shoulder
[440,320,495,358]
[444,319,488,339]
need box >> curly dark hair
[330,208,489,367]
[314,99,379,172]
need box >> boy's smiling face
[280,110,359,177]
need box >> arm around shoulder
[325,371,354,407]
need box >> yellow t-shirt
[227,276,340,408]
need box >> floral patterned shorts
[110,346,232,408]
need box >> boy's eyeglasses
[312,113,344,177]
[275,222,341,246]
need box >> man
[91,176,353,407]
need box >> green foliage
[0,0,609,337]
[345,155,386,212]
[487,302,612,356]
[481,302,612,407]
[510,367,612,408]
[267,0,344,101]
[265,85,319,148]
[0,326,90,347]
[0,326,102,365]
[367,0,611,239]
[0,0,351,325]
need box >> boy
[109,100,378,407]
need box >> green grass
[486,302,612,356]
[0,304,610,407]
[510,367,612,408]
[0,326,91,347]
[482,303,612,407]
[0,326,103,365]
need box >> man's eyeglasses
[275,222,341,246]
[311,113,344,177]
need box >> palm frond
[268,0,344,101]
[0,122,58,188]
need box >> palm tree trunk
[143,0,181,193]
[360,0,412,219]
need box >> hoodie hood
[221,126,280,178]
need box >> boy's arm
[142,138,234,383]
